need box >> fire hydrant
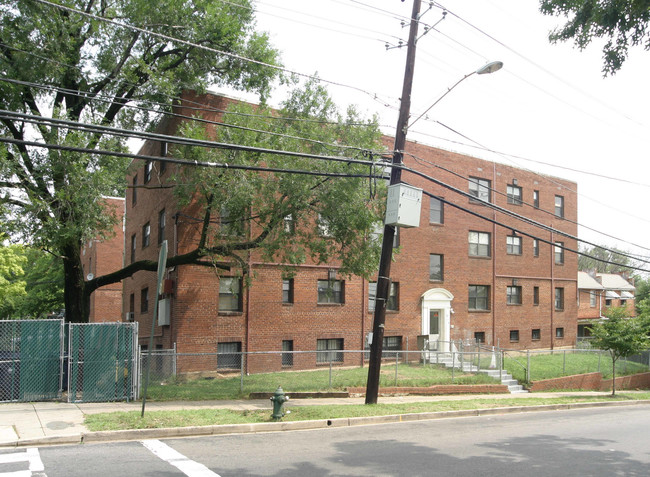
[270,386,289,420]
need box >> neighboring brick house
[577,271,636,339]
[120,92,579,373]
[81,196,125,323]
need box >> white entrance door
[421,288,454,353]
[428,309,442,350]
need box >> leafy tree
[99,80,385,289]
[0,242,27,318]
[578,244,634,273]
[539,0,650,75]
[0,0,281,321]
[0,242,64,319]
[589,306,650,395]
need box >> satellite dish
[86,273,94,280]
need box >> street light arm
[407,71,475,130]
[407,60,503,131]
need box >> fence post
[527,350,530,383]
[395,351,399,387]
[451,351,455,383]
[240,352,244,394]
[477,343,481,372]
[499,349,503,382]
[563,350,566,374]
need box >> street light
[407,61,503,131]
[364,0,503,406]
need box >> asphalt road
[2,405,650,476]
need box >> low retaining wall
[347,384,508,396]
[530,372,650,392]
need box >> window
[130,234,136,263]
[383,336,402,351]
[507,286,522,305]
[534,286,540,306]
[317,279,344,304]
[554,242,564,265]
[140,287,149,313]
[368,282,398,311]
[590,290,596,307]
[158,209,166,245]
[507,185,522,205]
[217,342,241,369]
[532,329,541,341]
[469,285,490,310]
[555,287,564,310]
[469,177,491,202]
[469,231,491,257]
[282,340,293,367]
[284,214,295,234]
[533,239,539,257]
[533,190,539,208]
[555,195,564,218]
[474,331,486,344]
[317,338,343,363]
[317,213,331,237]
[429,197,444,224]
[219,277,242,312]
[282,279,294,304]
[220,205,241,236]
[429,254,443,281]
[142,222,150,248]
[386,282,399,311]
[556,327,564,339]
[132,174,138,206]
[510,330,520,342]
[506,236,522,255]
[144,160,153,183]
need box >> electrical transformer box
[384,183,422,228]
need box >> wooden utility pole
[365,0,422,404]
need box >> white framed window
[507,185,522,205]
[554,242,564,264]
[469,285,490,310]
[507,286,522,305]
[317,338,343,363]
[219,277,242,312]
[506,236,522,255]
[429,197,444,224]
[469,231,490,257]
[317,279,344,304]
[555,195,565,218]
[469,177,491,202]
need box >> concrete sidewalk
[1,391,646,448]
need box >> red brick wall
[530,372,650,391]
[121,92,580,374]
[82,197,125,322]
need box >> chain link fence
[68,322,139,403]
[0,319,64,402]
[137,343,506,397]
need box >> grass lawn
[145,362,496,401]
[85,392,650,431]
[505,351,649,384]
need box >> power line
[31,0,399,113]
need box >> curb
[5,399,650,448]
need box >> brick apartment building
[81,196,125,323]
[121,92,578,373]
[577,270,636,338]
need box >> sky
[222,0,650,268]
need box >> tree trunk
[62,243,90,323]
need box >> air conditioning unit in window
[125,312,134,322]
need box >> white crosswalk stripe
[0,448,46,477]
[141,440,221,477]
